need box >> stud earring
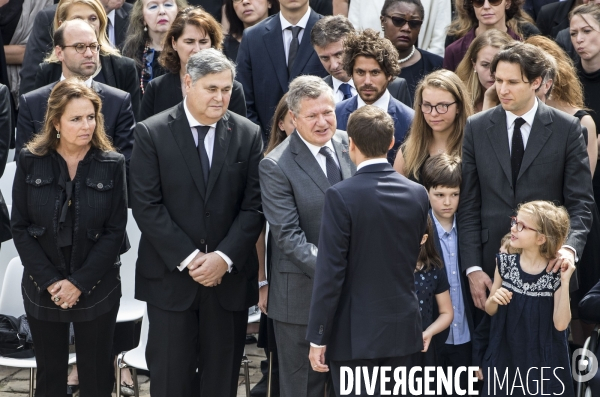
[144,25,148,32]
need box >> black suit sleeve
[391,78,412,108]
[0,85,10,176]
[579,279,600,323]
[140,78,157,122]
[116,57,142,121]
[306,186,350,346]
[536,9,552,37]
[229,81,247,118]
[11,151,64,291]
[34,63,49,91]
[235,31,261,128]
[215,123,263,271]
[19,9,54,96]
[14,93,35,162]
[112,92,135,177]
[130,122,200,271]
[457,118,484,273]
[68,155,128,294]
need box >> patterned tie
[511,117,526,188]
[339,83,353,100]
[196,126,210,186]
[319,146,342,186]
[287,26,302,74]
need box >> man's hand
[468,270,493,310]
[308,346,329,372]
[258,285,268,314]
[189,253,228,287]
[547,247,575,274]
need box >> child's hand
[491,287,513,305]
[560,256,576,281]
[422,330,432,352]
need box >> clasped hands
[48,280,81,309]
[188,252,228,287]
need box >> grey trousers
[273,320,327,397]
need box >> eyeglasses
[62,43,101,54]
[383,15,423,29]
[421,102,456,114]
[510,216,539,233]
[472,0,504,8]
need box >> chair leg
[243,354,251,397]
[116,360,122,397]
[28,368,34,397]
[267,351,273,397]
[132,368,139,397]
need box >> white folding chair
[117,209,145,322]
[116,305,148,397]
[0,162,16,206]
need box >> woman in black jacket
[140,6,246,121]
[11,79,128,397]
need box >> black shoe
[250,374,280,397]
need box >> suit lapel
[205,116,232,201]
[263,16,289,92]
[485,107,513,186]
[100,55,117,87]
[170,105,206,200]
[289,11,320,79]
[518,103,553,181]
[290,132,331,194]
[331,132,352,179]
[114,8,128,48]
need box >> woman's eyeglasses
[420,102,456,114]
[383,15,423,29]
[472,0,504,8]
[510,217,539,233]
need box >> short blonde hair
[517,201,570,259]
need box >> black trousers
[27,302,119,397]
[438,342,476,397]
[146,286,248,397]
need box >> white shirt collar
[184,97,217,128]
[107,9,115,26]
[357,89,391,112]
[60,74,93,88]
[357,158,387,171]
[296,130,335,158]
[332,76,354,92]
[280,7,311,31]
[506,97,538,129]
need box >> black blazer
[15,81,135,168]
[0,85,11,243]
[140,73,247,121]
[524,0,560,20]
[114,3,133,50]
[11,149,128,314]
[130,104,264,312]
[322,75,412,107]
[306,163,429,361]
[34,55,141,120]
[236,10,328,141]
[536,0,573,38]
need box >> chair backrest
[0,257,25,317]
[120,209,141,299]
[0,162,16,206]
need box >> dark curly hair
[342,29,400,78]
[159,6,224,74]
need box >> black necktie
[511,117,526,187]
[287,26,302,74]
[196,126,210,186]
[319,146,342,186]
[339,83,353,100]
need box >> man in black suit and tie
[459,43,595,314]
[236,0,328,143]
[15,20,134,164]
[130,48,264,397]
[307,105,429,396]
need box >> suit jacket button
[200,239,205,244]
[319,325,323,335]
[35,179,41,185]
[97,183,103,189]
[205,212,210,217]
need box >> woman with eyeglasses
[393,69,473,183]
[455,29,514,113]
[122,0,189,96]
[34,0,141,119]
[140,7,246,121]
[380,0,442,102]
[443,0,538,72]
[223,0,279,61]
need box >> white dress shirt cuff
[310,343,326,348]
[466,266,483,275]
[561,245,578,262]
[215,251,234,273]
[178,249,200,271]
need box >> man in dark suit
[335,29,414,165]
[458,43,595,313]
[236,0,328,143]
[130,49,264,397]
[19,0,132,97]
[307,105,429,396]
[524,0,559,20]
[0,84,12,245]
[536,0,579,38]
[259,75,355,397]
[15,20,134,163]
